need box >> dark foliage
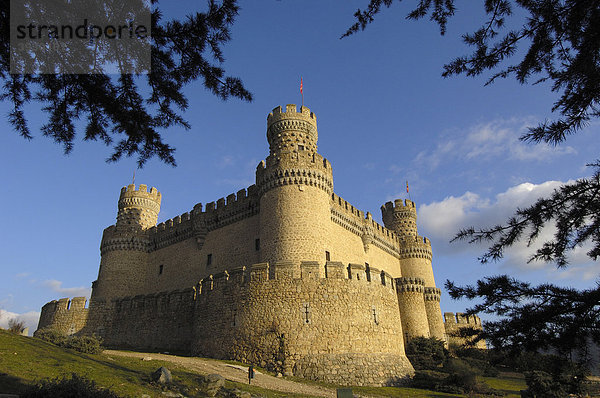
[34,327,67,345]
[2,0,252,166]
[23,373,120,398]
[63,335,104,354]
[405,336,447,370]
[521,369,589,398]
[409,359,491,394]
[35,328,103,354]
[445,276,600,356]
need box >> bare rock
[152,366,172,384]
[199,373,225,397]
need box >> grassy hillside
[0,330,527,397]
[0,330,299,397]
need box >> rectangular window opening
[325,251,330,262]
[255,238,260,251]
[159,264,164,275]
[207,254,212,266]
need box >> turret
[116,184,161,232]
[382,199,417,236]
[256,105,333,267]
[91,183,160,302]
[383,199,445,342]
[395,277,430,342]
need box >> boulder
[199,373,225,397]
[152,366,172,384]
[226,388,251,398]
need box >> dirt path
[104,350,336,397]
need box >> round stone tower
[91,184,161,301]
[382,199,445,341]
[256,105,333,267]
[116,184,161,232]
[395,277,430,341]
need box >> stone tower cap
[267,104,317,130]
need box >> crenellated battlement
[381,199,418,237]
[267,104,317,130]
[193,260,396,297]
[119,183,161,201]
[117,184,162,231]
[330,193,399,243]
[36,297,88,336]
[444,312,482,326]
[443,312,486,349]
[266,105,319,158]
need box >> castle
[36,104,479,386]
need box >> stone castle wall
[36,297,88,336]
[46,261,415,386]
[444,312,487,349]
[36,104,457,386]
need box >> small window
[159,264,164,275]
[298,144,305,151]
[207,254,212,266]
[325,251,330,261]
[255,238,260,251]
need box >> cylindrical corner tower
[117,184,161,232]
[91,183,161,302]
[424,287,445,340]
[396,277,430,342]
[256,105,333,266]
[383,199,445,341]
[382,199,417,236]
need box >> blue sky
[1,1,598,333]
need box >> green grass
[0,330,531,398]
[0,330,299,397]
[352,386,468,397]
[482,373,527,398]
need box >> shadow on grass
[0,372,31,395]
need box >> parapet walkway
[104,350,336,397]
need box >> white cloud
[416,118,576,170]
[419,180,596,278]
[0,309,40,336]
[42,280,91,298]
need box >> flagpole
[406,180,411,201]
[300,76,304,107]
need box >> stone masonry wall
[36,297,88,336]
[444,312,487,349]
[191,261,414,386]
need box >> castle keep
[37,104,451,386]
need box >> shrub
[405,336,448,370]
[521,370,567,398]
[410,370,448,390]
[34,328,67,346]
[7,318,26,334]
[23,373,120,397]
[35,329,103,354]
[443,358,480,393]
[64,335,103,354]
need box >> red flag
[406,181,409,193]
[300,77,303,94]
